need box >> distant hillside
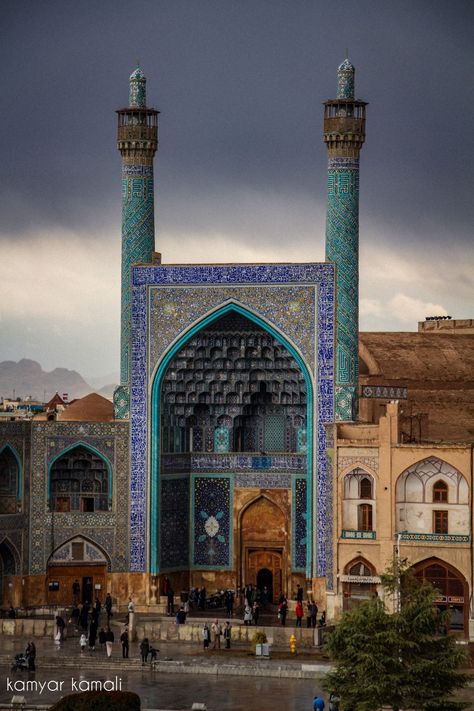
[0,359,94,401]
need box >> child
[79,633,87,653]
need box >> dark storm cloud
[1,0,473,245]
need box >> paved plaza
[1,634,474,710]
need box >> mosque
[1,61,474,637]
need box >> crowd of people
[11,577,327,673]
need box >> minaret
[114,68,159,420]
[324,58,367,421]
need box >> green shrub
[251,629,268,652]
[48,691,140,711]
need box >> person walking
[278,595,288,626]
[310,601,318,628]
[202,623,211,651]
[140,637,150,665]
[26,641,36,671]
[120,627,129,658]
[223,621,232,649]
[105,593,113,622]
[211,619,222,650]
[126,597,134,625]
[243,603,252,626]
[55,615,65,642]
[98,627,106,651]
[94,596,102,623]
[225,589,234,618]
[79,633,87,653]
[167,586,174,616]
[252,600,260,626]
[105,626,114,658]
[313,695,325,710]
[295,599,304,628]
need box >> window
[71,542,84,560]
[80,497,95,512]
[358,504,373,531]
[56,497,70,512]
[50,446,110,512]
[433,480,448,503]
[433,510,448,534]
[360,477,372,499]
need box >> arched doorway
[342,558,378,611]
[240,496,287,602]
[413,558,468,635]
[46,537,109,605]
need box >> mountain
[0,359,94,401]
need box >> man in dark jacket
[120,627,129,658]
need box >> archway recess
[150,303,314,577]
[241,495,287,602]
[413,558,468,635]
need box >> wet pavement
[0,634,328,709]
[1,634,473,710]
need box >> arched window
[349,561,373,577]
[50,445,110,513]
[433,480,448,503]
[358,504,373,531]
[0,447,20,514]
[360,477,372,499]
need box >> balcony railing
[341,530,376,540]
[162,452,306,474]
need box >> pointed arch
[0,537,20,575]
[47,534,112,570]
[48,442,113,510]
[0,443,22,500]
[150,301,314,575]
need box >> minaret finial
[337,56,355,100]
[129,66,147,108]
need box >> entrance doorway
[247,550,282,602]
[47,565,106,606]
[256,567,273,603]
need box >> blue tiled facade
[129,262,335,581]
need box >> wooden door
[247,550,282,602]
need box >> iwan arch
[134,281,332,595]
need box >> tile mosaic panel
[159,476,190,569]
[293,477,307,571]
[326,160,359,422]
[120,164,155,389]
[193,476,231,567]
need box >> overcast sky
[1,0,473,380]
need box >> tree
[323,561,469,711]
